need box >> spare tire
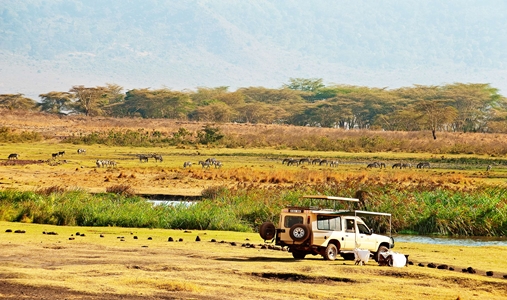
[259,222,276,240]
[289,224,311,242]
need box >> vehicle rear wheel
[259,222,276,240]
[292,251,307,259]
[289,224,310,242]
[375,245,390,263]
[323,244,338,261]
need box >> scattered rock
[168,237,174,242]
[486,271,494,276]
[449,267,454,271]
[100,234,104,238]
[503,274,507,279]
[178,238,183,242]
[467,267,476,274]
[437,264,449,270]
[133,236,138,239]
[75,232,80,236]
[14,230,26,234]
[46,231,58,235]
[69,237,75,240]
[195,236,201,242]
[230,242,237,246]
[184,230,192,233]
[80,233,85,237]
[210,239,216,242]
[418,263,425,267]
[245,238,250,241]
[249,244,256,248]
[5,229,12,232]
[427,263,436,268]
[147,237,152,240]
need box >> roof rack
[301,195,359,210]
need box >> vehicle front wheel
[323,244,338,261]
[375,245,390,263]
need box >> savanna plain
[1,111,507,299]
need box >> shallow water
[394,234,507,247]
[147,200,195,207]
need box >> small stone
[195,236,201,242]
[168,237,174,242]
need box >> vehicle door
[313,215,342,246]
[355,221,375,250]
[341,217,357,250]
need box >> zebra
[486,165,492,171]
[319,159,328,166]
[77,149,86,154]
[299,158,311,165]
[7,153,19,160]
[51,153,59,159]
[198,161,211,169]
[392,163,403,169]
[287,158,299,166]
[154,154,163,162]
[97,159,117,168]
[401,163,412,169]
[367,162,379,168]
[183,161,192,168]
[311,158,321,165]
[329,160,339,167]
[416,162,430,169]
[214,161,223,169]
[58,151,65,156]
[282,158,293,165]
[139,154,149,162]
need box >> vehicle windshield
[357,223,370,234]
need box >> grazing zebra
[329,160,339,167]
[77,149,86,154]
[319,159,328,166]
[7,153,19,160]
[97,159,117,168]
[378,162,386,168]
[58,151,65,156]
[139,154,149,162]
[299,158,311,165]
[287,158,299,166]
[154,154,163,162]
[282,158,293,165]
[311,158,321,165]
[51,153,59,159]
[183,161,192,168]
[198,161,211,169]
[214,161,223,168]
[416,162,431,169]
[392,163,403,169]
[486,165,492,171]
[367,162,379,168]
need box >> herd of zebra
[187,157,223,169]
[282,158,432,169]
[137,153,163,163]
[282,157,339,167]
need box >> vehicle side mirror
[369,229,373,235]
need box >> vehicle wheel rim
[293,228,305,238]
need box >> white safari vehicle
[259,195,394,262]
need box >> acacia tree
[0,93,36,110]
[69,85,109,116]
[37,91,74,113]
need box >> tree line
[2,78,507,137]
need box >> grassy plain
[2,110,507,299]
[1,221,507,300]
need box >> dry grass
[1,221,506,300]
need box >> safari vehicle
[259,195,394,262]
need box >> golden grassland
[1,221,506,300]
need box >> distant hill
[1,0,507,99]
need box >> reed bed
[1,177,506,236]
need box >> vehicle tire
[323,244,338,261]
[259,222,276,240]
[289,224,310,242]
[375,245,390,263]
[292,251,307,260]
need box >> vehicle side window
[317,216,341,231]
[346,219,355,232]
[358,223,370,234]
[284,216,304,228]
